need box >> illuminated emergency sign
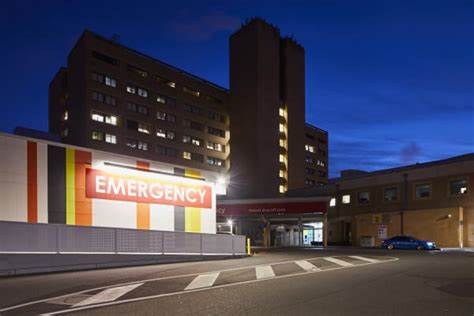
[86,168,212,208]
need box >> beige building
[326,154,474,248]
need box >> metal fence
[0,221,247,256]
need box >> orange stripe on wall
[27,141,38,223]
[75,150,92,226]
[136,160,150,230]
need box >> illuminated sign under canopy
[86,168,212,208]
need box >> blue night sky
[1,0,473,178]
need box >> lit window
[207,157,224,167]
[138,141,148,151]
[279,170,285,178]
[329,198,336,207]
[358,192,370,204]
[105,134,116,144]
[183,151,191,160]
[105,76,116,87]
[279,139,285,147]
[342,195,350,204]
[105,115,117,126]
[63,111,68,121]
[415,184,431,199]
[166,81,176,88]
[138,123,150,134]
[191,138,201,146]
[183,135,191,144]
[279,185,286,193]
[126,139,137,149]
[317,160,326,167]
[450,179,468,195]
[183,86,200,97]
[91,131,103,141]
[126,86,136,94]
[156,129,166,138]
[156,96,166,104]
[279,123,285,132]
[305,144,315,153]
[92,113,104,122]
[279,108,285,117]
[166,131,175,140]
[137,88,148,98]
[279,154,285,163]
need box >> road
[0,248,473,315]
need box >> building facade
[49,31,230,177]
[326,154,474,248]
[228,18,328,199]
[49,19,329,202]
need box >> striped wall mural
[0,135,217,234]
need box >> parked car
[381,236,438,250]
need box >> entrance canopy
[217,196,330,217]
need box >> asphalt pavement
[0,247,473,316]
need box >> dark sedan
[381,236,438,250]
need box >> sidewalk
[440,247,474,252]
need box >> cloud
[169,11,240,41]
[400,142,422,164]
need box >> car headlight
[426,242,433,246]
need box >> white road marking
[73,283,143,307]
[295,260,321,272]
[256,265,275,279]
[3,255,398,315]
[349,255,380,263]
[323,257,354,267]
[185,273,220,290]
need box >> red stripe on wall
[75,150,92,226]
[27,141,38,223]
[136,160,150,230]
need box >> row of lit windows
[91,131,117,144]
[330,179,469,207]
[305,144,326,156]
[279,106,288,194]
[118,137,226,168]
[305,179,326,187]
[91,51,224,105]
[90,111,225,151]
[305,156,326,167]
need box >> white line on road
[349,256,380,263]
[256,265,275,279]
[323,257,354,267]
[73,283,143,307]
[185,273,220,290]
[295,260,321,272]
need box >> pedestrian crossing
[0,255,397,316]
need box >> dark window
[92,51,118,65]
[208,126,225,138]
[305,133,315,140]
[191,153,204,162]
[184,104,202,114]
[190,121,204,131]
[305,168,315,175]
[358,192,370,204]
[157,145,178,157]
[305,179,315,186]
[415,184,431,199]
[126,119,138,130]
[318,170,326,177]
[384,187,398,202]
[127,64,148,78]
[450,179,468,195]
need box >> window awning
[217,196,330,217]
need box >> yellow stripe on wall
[185,169,201,233]
[66,148,75,225]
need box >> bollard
[246,237,251,255]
